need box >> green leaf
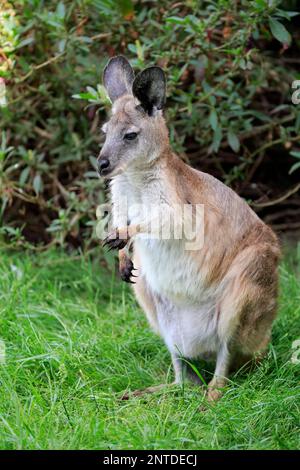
[275,9,300,20]
[33,173,42,195]
[86,86,98,96]
[14,37,35,50]
[211,126,223,153]
[58,39,66,53]
[248,110,272,122]
[227,130,240,153]
[290,151,300,159]
[89,156,98,171]
[254,0,267,8]
[72,92,97,101]
[56,2,65,19]
[19,166,30,186]
[209,109,218,131]
[269,18,291,45]
[166,16,186,25]
[289,162,300,174]
[97,84,111,105]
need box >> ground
[0,248,299,450]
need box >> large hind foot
[121,382,176,400]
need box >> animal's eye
[124,132,138,141]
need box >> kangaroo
[98,56,281,402]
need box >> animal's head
[98,56,169,177]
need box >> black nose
[98,158,110,174]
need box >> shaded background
[1,0,300,251]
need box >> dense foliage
[1,0,300,249]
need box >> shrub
[1,0,300,248]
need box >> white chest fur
[111,173,206,298]
[110,173,220,358]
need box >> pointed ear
[103,56,135,103]
[132,67,166,115]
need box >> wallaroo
[98,56,281,402]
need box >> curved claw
[120,259,138,284]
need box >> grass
[0,247,299,450]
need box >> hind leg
[206,301,275,403]
[208,282,276,401]
[206,327,269,403]
[207,245,278,402]
[206,342,231,402]
[205,345,266,403]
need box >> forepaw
[120,258,137,284]
[102,229,128,251]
